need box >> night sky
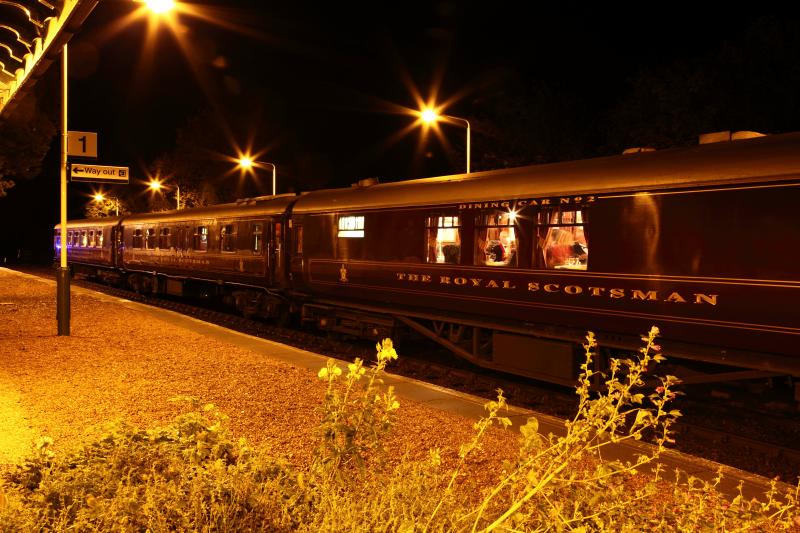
[1,2,795,262]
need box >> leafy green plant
[0,398,308,532]
[312,338,400,482]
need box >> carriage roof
[292,132,800,214]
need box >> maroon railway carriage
[117,194,295,317]
[288,133,800,385]
[55,217,122,276]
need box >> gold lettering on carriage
[458,195,596,210]
[394,272,718,306]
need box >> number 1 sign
[67,131,98,158]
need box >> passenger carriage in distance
[54,217,122,283]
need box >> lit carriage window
[475,211,518,267]
[251,223,263,253]
[88,230,95,247]
[133,229,143,248]
[221,224,236,252]
[97,229,104,247]
[159,227,171,249]
[338,215,364,238]
[55,231,61,249]
[426,215,461,264]
[146,228,157,249]
[537,208,588,270]
[80,230,88,247]
[193,226,208,251]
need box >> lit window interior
[540,209,588,270]
[338,215,365,238]
[476,212,517,267]
[427,216,461,264]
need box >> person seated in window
[485,239,504,264]
[442,243,460,264]
[484,230,516,265]
[572,241,588,262]
[499,229,516,263]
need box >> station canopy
[0,0,97,121]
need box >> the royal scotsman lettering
[395,271,718,305]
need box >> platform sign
[67,131,98,158]
[70,164,129,184]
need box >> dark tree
[0,97,57,197]
[605,17,800,153]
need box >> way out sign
[70,164,130,184]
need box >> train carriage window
[88,230,95,247]
[537,208,588,270]
[97,229,104,247]
[475,211,518,267]
[159,227,171,249]
[133,229,143,248]
[251,223,263,253]
[220,224,236,252]
[80,230,88,247]
[55,231,61,250]
[338,215,364,238]
[193,226,208,251]
[426,215,461,264]
[146,228,157,249]
[294,224,303,255]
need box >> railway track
[18,267,800,483]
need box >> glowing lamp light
[144,0,175,14]
[148,179,163,191]
[237,156,254,170]
[93,193,105,202]
[508,210,518,222]
[421,108,438,124]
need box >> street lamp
[420,107,471,174]
[148,179,181,209]
[93,193,120,216]
[237,156,277,196]
[56,1,177,336]
[143,0,175,14]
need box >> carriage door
[272,219,286,286]
[112,226,123,268]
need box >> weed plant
[1,331,798,531]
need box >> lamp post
[57,42,69,335]
[420,108,471,174]
[148,179,181,209]
[237,156,277,196]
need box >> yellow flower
[376,338,398,362]
[318,367,329,379]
